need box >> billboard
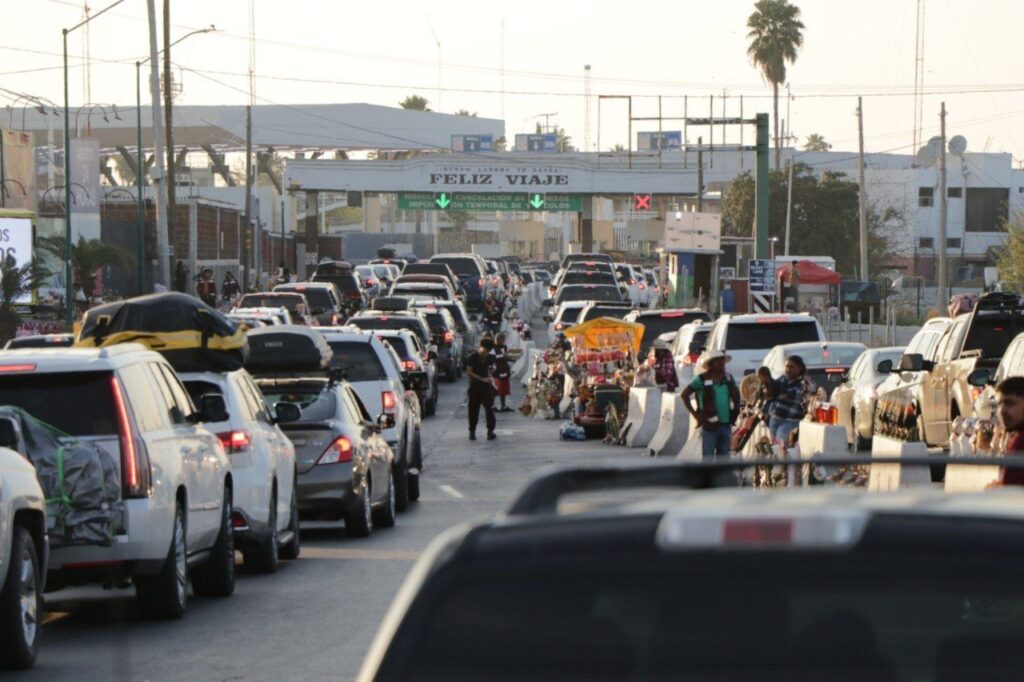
[0,217,34,303]
[1,130,37,213]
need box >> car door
[153,362,223,546]
[922,324,959,443]
[345,386,388,502]
[241,373,293,529]
[835,354,864,439]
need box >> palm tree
[37,235,134,305]
[747,0,805,168]
[0,254,51,342]
[803,133,831,151]
[399,95,431,111]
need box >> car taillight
[478,278,484,287]
[657,510,868,550]
[970,386,984,402]
[111,375,150,498]
[382,390,397,413]
[317,436,353,465]
[331,313,340,325]
[629,279,637,285]
[554,322,564,331]
[683,352,700,365]
[366,278,376,286]
[444,330,454,343]
[217,430,252,454]
[403,360,418,371]
[347,291,361,299]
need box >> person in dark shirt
[465,338,497,441]
[997,377,1024,485]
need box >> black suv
[358,457,1024,681]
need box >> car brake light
[111,375,150,498]
[347,291,361,299]
[0,364,37,372]
[366,278,376,286]
[403,360,418,371]
[755,317,789,323]
[661,312,687,318]
[554,323,564,331]
[317,436,353,465]
[639,283,646,289]
[478,278,484,287]
[382,390,397,412]
[217,430,252,454]
[723,520,794,544]
[683,352,700,365]
[444,330,454,343]
[970,386,984,402]
[657,510,869,550]
[824,368,846,374]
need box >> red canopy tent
[776,260,841,286]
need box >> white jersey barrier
[944,462,1002,492]
[521,348,544,387]
[623,387,664,448]
[868,435,931,490]
[648,394,689,457]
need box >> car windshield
[279,287,332,308]
[561,271,617,286]
[377,336,415,361]
[638,313,712,352]
[726,321,821,350]
[0,371,117,436]
[325,341,387,381]
[387,554,1024,681]
[432,257,479,276]
[786,345,865,367]
[434,304,467,326]
[963,315,1024,361]
[581,306,632,322]
[239,294,304,313]
[258,382,335,422]
[349,316,427,344]
[421,312,450,334]
[557,286,622,304]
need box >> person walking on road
[466,337,497,441]
[492,332,513,412]
[681,350,741,458]
[483,291,504,335]
[768,355,814,446]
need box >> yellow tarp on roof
[564,317,645,354]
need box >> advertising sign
[0,217,34,302]
[748,259,776,293]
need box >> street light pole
[62,0,127,327]
[136,61,145,295]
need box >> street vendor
[483,291,504,335]
[681,350,741,459]
[492,332,513,412]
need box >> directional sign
[633,193,652,211]
[514,133,560,152]
[451,134,494,152]
[638,131,683,151]
[748,259,777,293]
[399,192,581,212]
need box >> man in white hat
[680,349,742,458]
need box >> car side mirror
[967,368,992,388]
[274,401,302,424]
[196,393,229,424]
[898,353,924,373]
[876,359,894,374]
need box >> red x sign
[634,193,652,210]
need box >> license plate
[290,437,308,447]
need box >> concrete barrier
[511,340,535,377]
[944,462,1002,492]
[521,348,544,387]
[558,374,575,416]
[648,394,689,457]
[868,435,931,491]
[798,422,848,457]
[623,387,664,448]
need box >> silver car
[254,376,397,537]
[832,346,905,450]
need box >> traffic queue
[0,251,522,670]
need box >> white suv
[0,446,46,669]
[704,313,827,377]
[179,369,299,573]
[318,328,423,508]
[0,346,235,619]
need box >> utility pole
[146,0,170,288]
[243,104,253,291]
[784,152,794,255]
[696,136,704,212]
[938,101,948,306]
[857,96,869,281]
[163,0,176,248]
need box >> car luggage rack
[505,456,1024,516]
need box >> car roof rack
[505,456,1024,516]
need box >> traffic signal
[634,193,652,211]
[433,192,453,209]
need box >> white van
[704,313,826,377]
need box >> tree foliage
[399,95,431,111]
[747,0,805,168]
[37,235,134,302]
[721,163,897,276]
[803,133,831,151]
[454,109,477,117]
[997,214,1024,291]
[0,254,51,343]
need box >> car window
[259,382,336,422]
[933,328,956,364]
[154,363,195,422]
[638,313,713,353]
[0,370,117,436]
[119,363,166,432]
[432,257,479,276]
[224,376,258,422]
[847,354,865,380]
[724,321,821,351]
[963,315,1024,362]
[326,341,388,381]
[346,387,373,422]
[147,362,183,424]
[182,378,230,417]
[786,345,865,367]
[243,375,273,422]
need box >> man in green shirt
[681,350,741,458]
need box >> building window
[965,187,1009,232]
[918,187,934,207]
[948,187,963,198]
[947,237,961,249]
[918,237,934,249]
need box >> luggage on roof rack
[75,292,248,372]
[245,325,332,374]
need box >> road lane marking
[300,547,420,561]
[439,484,465,499]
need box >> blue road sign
[638,131,683,151]
[748,259,776,293]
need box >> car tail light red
[317,436,353,465]
[346,291,361,299]
[639,283,646,289]
[217,430,252,454]
[554,322,564,331]
[382,390,397,412]
[443,330,454,343]
[478,278,484,287]
[0,364,37,372]
[111,375,151,498]
[682,352,700,366]
[970,386,984,402]
[403,360,418,371]
[366,278,376,286]
[722,519,794,545]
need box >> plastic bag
[560,420,587,441]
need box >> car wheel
[346,476,373,538]
[425,392,437,417]
[0,527,41,670]
[372,467,398,528]
[191,487,236,598]
[854,409,871,452]
[394,454,410,513]
[245,489,279,574]
[135,502,188,620]
[407,471,420,502]
[279,480,301,561]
